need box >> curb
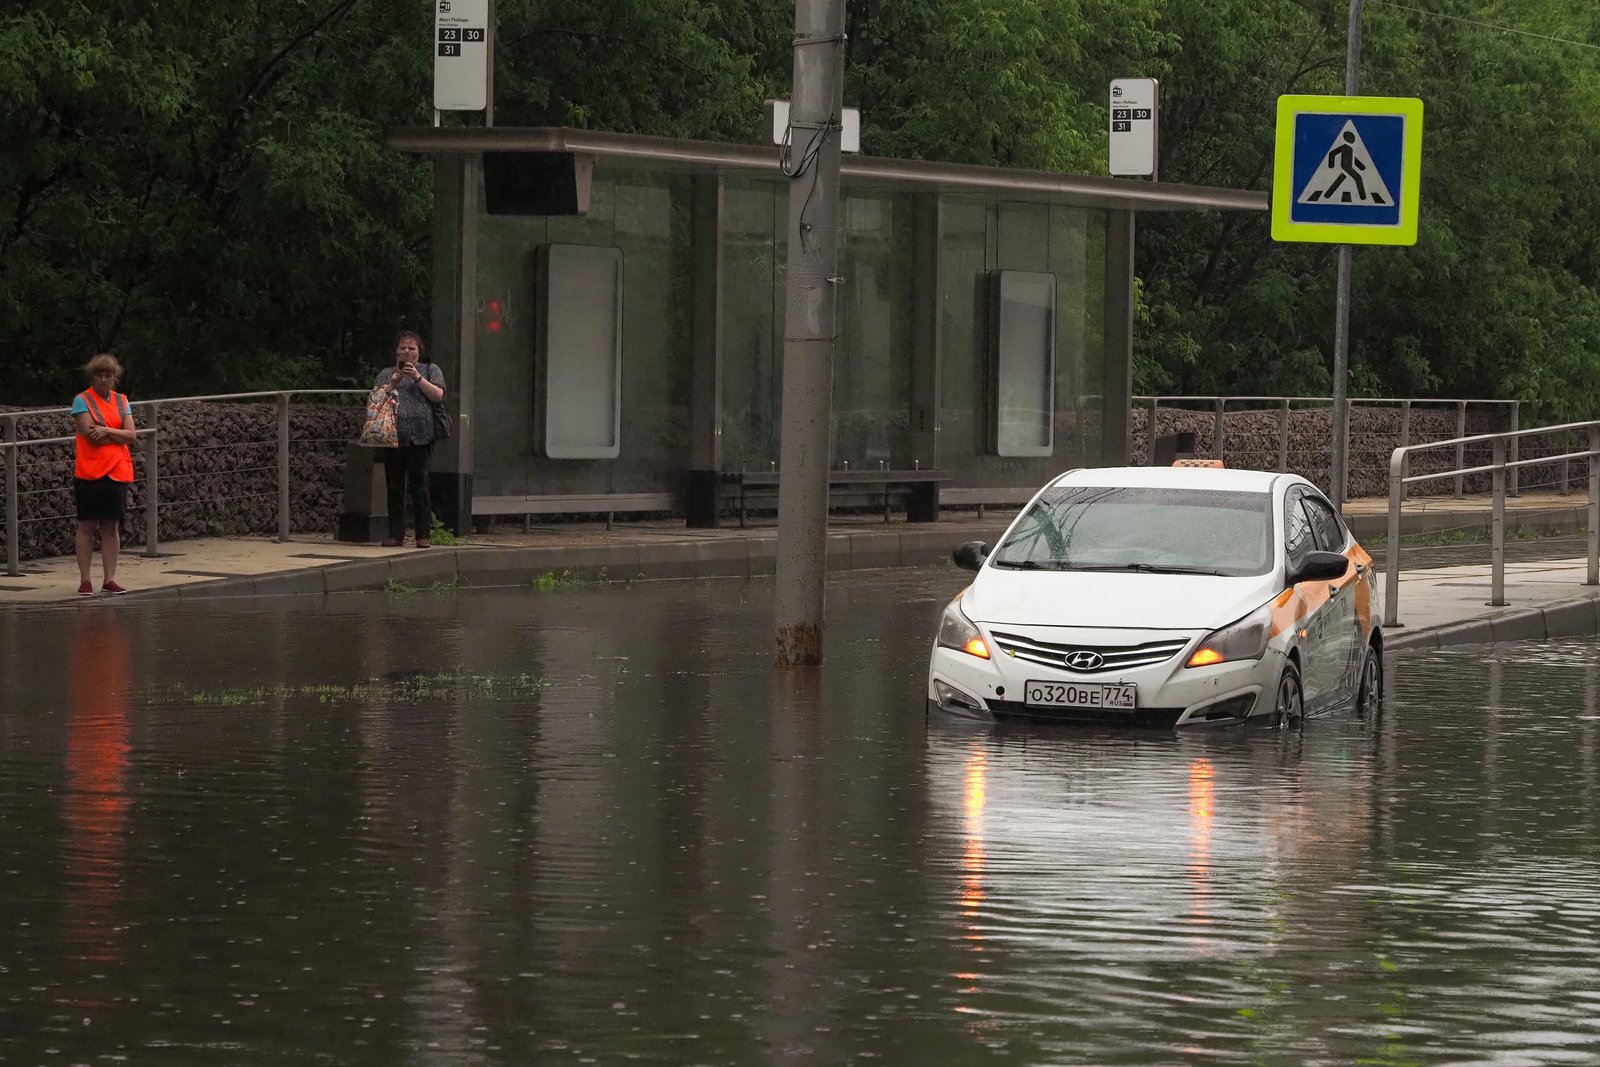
[1388,593,1600,651]
[116,524,1007,602]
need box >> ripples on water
[1,574,1599,1064]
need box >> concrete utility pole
[773,0,847,667]
[1330,0,1364,511]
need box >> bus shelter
[385,126,1266,531]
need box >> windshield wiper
[1041,562,1226,575]
[990,560,1226,575]
[1115,563,1227,576]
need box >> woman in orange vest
[71,354,138,596]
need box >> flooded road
[3,568,1600,1064]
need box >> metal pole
[1343,397,1354,504]
[1454,401,1466,498]
[1146,396,1157,465]
[1490,436,1506,607]
[485,0,495,127]
[1329,0,1363,512]
[143,410,160,558]
[773,0,846,668]
[1213,398,1226,463]
[3,416,18,578]
[1508,401,1520,497]
[1385,445,1404,628]
[1278,398,1290,472]
[1589,426,1599,587]
[278,393,292,542]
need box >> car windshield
[991,486,1274,577]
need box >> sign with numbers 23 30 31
[433,0,489,111]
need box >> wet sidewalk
[3,492,1598,650]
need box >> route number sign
[433,0,488,111]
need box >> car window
[991,486,1274,576]
[1304,494,1347,552]
[1283,490,1316,570]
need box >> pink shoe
[102,580,129,595]
[76,580,94,597]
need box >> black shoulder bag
[423,362,452,440]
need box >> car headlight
[937,597,990,660]
[1186,605,1271,668]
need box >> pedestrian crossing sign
[1271,94,1424,246]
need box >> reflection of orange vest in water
[74,389,135,482]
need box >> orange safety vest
[74,389,135,482]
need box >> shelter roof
[386,126,1267,214]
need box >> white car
[927,465,1382,727]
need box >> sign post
[1272,91,1423,508]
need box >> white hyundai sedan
[927,465,1382,727]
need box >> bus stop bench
[471,492,677,531]
[721,469,949,527]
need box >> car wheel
[1275,660,1304,728]
[1355,642,1382,717]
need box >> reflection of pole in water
[1485,657,1502,826]
[63,609,133,965]
[1185,758,1215,933]
[762,671,830,1057]
[1584,662,1596,819]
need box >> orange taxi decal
[1269,545,1368,640]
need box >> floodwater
[3,568,1600,1065]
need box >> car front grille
[987,631,1192,674]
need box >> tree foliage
[1129,0,1600,419]
[1,0,1597,419]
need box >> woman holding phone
[374,330,447,547]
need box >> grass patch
[428,515,461,546]
[532,569,583,592]
[1367,524,1576,549]
[384,577,416,594]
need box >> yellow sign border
[1271,94,1424,246]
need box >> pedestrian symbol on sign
[1298,121,1393,207]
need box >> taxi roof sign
[1172,459,1225,468]
[1271,94,1424,246]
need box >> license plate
[1024,680,1137,710]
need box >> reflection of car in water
[925,719,1380,995]
[927,466,1382,727]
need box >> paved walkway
[4,491,1597,650]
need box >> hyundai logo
[1064,650,1104,671]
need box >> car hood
[964,568,1282,631]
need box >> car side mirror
[952,541,989,572]
[1288,550,1349,586]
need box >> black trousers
[383,443,433,540]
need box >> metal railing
[1137,395,1521,498]
[1383,420,1600,628]
[1,389,365,578]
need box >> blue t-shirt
[71,392,133,425]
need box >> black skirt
[74,477,129,522]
